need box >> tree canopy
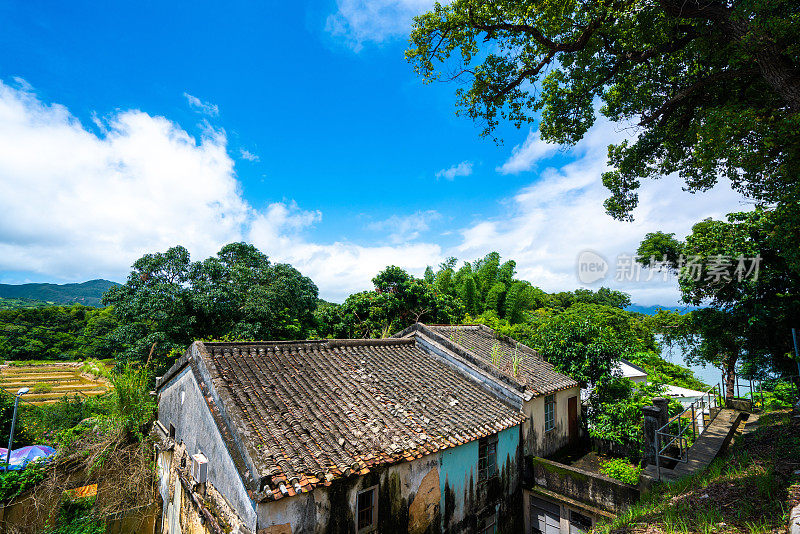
[0,304,118,361]
[315,265,463,338]
[407,0,800,220]
[103,242,319,369]
[638,207,800,397]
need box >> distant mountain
[626,304,701,315]
[0,279,120,307]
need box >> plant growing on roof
[490,342,502,366]
[511,347,523,377]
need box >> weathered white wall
[522,386,581,457]
[256,425,522,534]
[255,453,442,534]
[158,366,257,530]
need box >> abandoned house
[154,323,584,534]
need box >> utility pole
[5,387,29,471]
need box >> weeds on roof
[511,347,523,377]
[490,343,502,366]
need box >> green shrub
[80,359,110,379]
[46,496,105,534]
[587,376,670,448]
[0,391,34,447]
[0,460,46,501]
[108,364,156,439]
[600,457,642,485]
[750,379,798,411]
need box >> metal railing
[655,383,722,480]
[732,376,764,411]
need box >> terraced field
[0,364,110,405]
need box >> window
[478,434,498,484]
[480,512,497,534]
[356,485,378,532]
[169,423,176,440]
[544,395,556,432]
[531,496,561,534]
[569,510,592,534]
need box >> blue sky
[0,0,748,303]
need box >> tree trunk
[724,351,738,402]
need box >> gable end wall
[158,363,258,530]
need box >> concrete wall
[158,365,257,531]
[158,440,253,534]
[526,457,639,514]
[255,425,522,534]
[522,386,581,458]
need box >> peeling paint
[408,468,440,534]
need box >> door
[568,396,578,445]
[530,497,560,534]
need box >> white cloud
[435,161,473,180]
[0,79,441,302]
[367,210,441,244]
[496,130,559,174]
[240,149,259,162]
[183,92,219,116]
[325,0,435,51]
[0,80,246,281]
[459,119,750,305]
[0,79,753,307]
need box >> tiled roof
[196,338,524,500]
[420,324,578,396]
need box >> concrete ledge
[525,456,640,514]
[528,486,615,519]
[725,398,752,412]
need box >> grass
[598,409,799,534]
[3,359,71,367]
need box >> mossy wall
[255,425,523,534]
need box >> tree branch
[640,67,760,126]
[467,8,604,53]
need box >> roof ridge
[202,338,416,349]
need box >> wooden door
[568,396,578,444]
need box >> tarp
[3,445,55,470]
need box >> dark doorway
[568,396,578,445]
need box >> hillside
[0,279,119,307]
[0,297,49,310]
[603,409,799,534]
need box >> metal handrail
[655,383,722,480]
[733,376,764,411]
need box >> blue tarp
[2,445,55,470]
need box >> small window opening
[570,510,593,534]
[545,394,556,432]
[478,433,498,484]
[356,485,378,532]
